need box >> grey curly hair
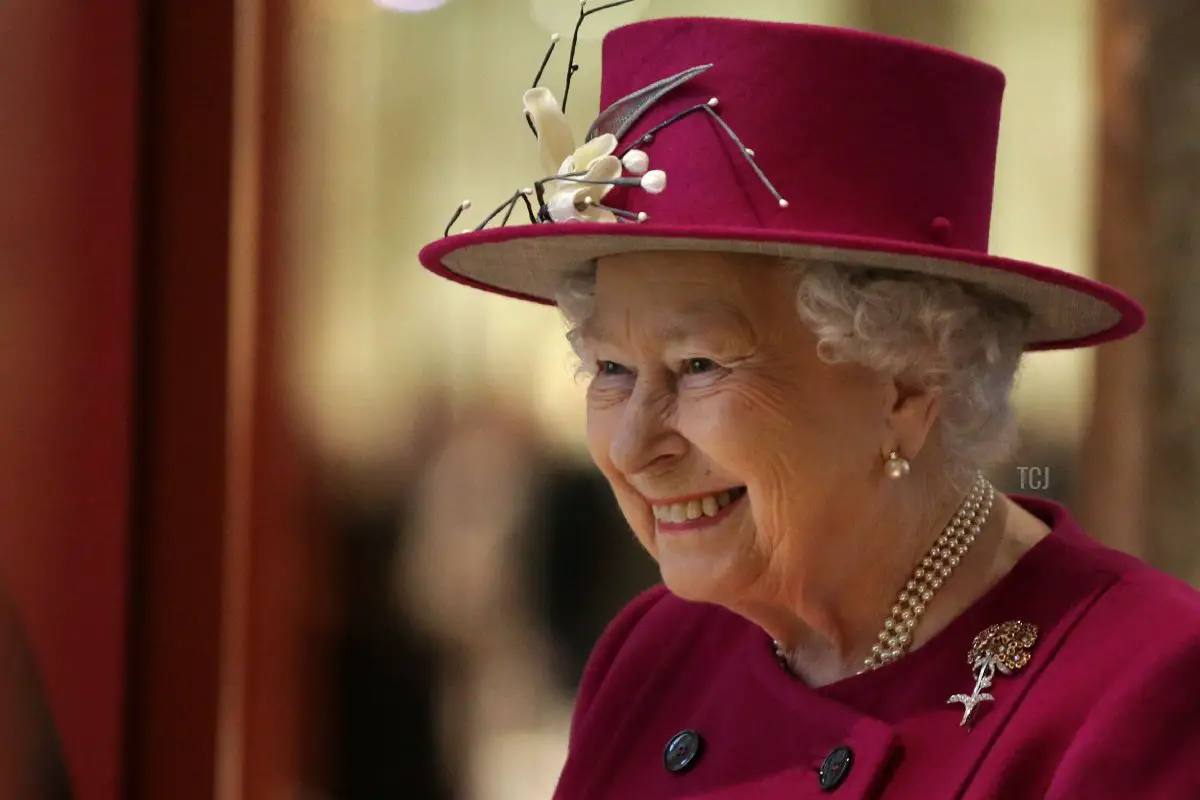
[555,258,1031,484]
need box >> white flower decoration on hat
[523,87,662,223]
[544,155,622,222]
[523,87,617,177]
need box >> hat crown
[599,17,1006,252]
[417,15,1142,351]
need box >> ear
[881,378,942,461]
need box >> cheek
[585,402,624,481]
[688,376,870,520]
[585,407,657,548]
[682,377,804,474]
[717,367,879,467]
[585,412,609,471]
[603,477,657,558]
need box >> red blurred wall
[0,1,138,797]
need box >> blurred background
[1,0,1196,798]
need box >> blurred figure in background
[333,390,654,799]
[398,396,566,798]
[333,388,457,800]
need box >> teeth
[653,489,742,522]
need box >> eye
[596,360,631,376]
[682,357,720,375]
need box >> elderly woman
[420,11,1200,799]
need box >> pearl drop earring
[885,450,911,479]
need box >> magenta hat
[418,13,1143,350]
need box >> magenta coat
[553,497,1200,798]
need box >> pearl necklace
[774,473,995,675]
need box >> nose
[608,382,686,477]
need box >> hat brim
[418,222,1144,351]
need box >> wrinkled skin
[578,251,1038,684]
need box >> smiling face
[579,251,898,609]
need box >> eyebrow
[578,300,756,347]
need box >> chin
[656,558,733,605]
[659,572,718,604]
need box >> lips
[651,486,747,524]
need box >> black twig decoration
[563,0,640,112]
[619,99,789,208]
[526,33,561,136]
[444,201,471,238]
[533,33,560,89]
[470,189,539,232]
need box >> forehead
[583,251,792,339]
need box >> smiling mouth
[652,487,747,531]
